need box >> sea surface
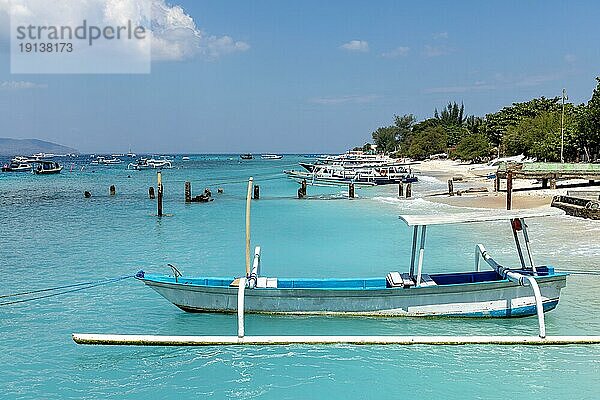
[1,155,599,399]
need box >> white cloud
[424,82,496,94]
[433,32,448,40]
[381,46,410,58]
[340,40,369,52]
[310,94,379,105]
[0,81,47,90]
[423,44,452,57]
[0,0,249,61]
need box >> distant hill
[0,138,78,156]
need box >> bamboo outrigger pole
[245,177,253,276]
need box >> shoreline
[412,159,596,210]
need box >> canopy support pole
[520,218,537,275]
[415,225,427,287]
[409,226,418,276]
[511,219,526,268]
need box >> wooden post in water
[109,185,116,196]
[185,181,191,203]
[253,184,260,200]
[398,182,404,197]
[84,191,91,198]
[245,177,253,276]
[447,179,454,196]
[348,183,355,199]
[506,172,513,210]
[157,172,163,217]
[148,187,155,199]
[550,177,557,190]
[406,183,412,198]
[541,178,548,189]
[298,179,307,199]
[494,175,500,192]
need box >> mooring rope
[0,275,134,306]
[556,270,600,276]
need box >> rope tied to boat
[0,274,134,306]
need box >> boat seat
[419,274,437,287]
[386,272,415,288]
[256,277,278,288]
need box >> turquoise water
[1,155,599,399]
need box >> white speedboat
[128,158,173,170]
[91,156,123,165]
[2,156,33,172]
[261,154,283,160]
[469,155,528,177]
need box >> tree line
[366,77,600,162]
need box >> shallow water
[1,155,599,399]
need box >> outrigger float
[73,178,600,346]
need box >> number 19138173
[19,42,73,53]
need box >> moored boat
[137,209,566,318]
[261,154,283,160]
[2,156,33,172]
[127,158,172,170]
[33,161,62,174]
[240,154,253,160]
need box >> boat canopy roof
[399,209,563,226]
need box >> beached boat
[240,154,253,160]
[285,164,416,186]
[2,156,33,172]
[136,209,566,318]
[127,158,172,170]
[469,155,529,178]
[33,161,62,174]
[261,154,283,160]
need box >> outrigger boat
[127,158,172,170]
[285,164,417,186]
[136,206,567,318]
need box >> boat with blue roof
[136,209,567,318]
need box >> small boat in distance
[240,154,253,160]
[136,209,566,318]
[127,158,173,170]
[33,161,62,174]
[182,156,191,161]
[2,156,33,172]
[261,154,283,160]
[91,156,123,165]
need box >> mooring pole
[157,171,163,217]
[506,172,513,210]
[185,181,191,203]
[406,183,412,198]
[245,177,253,276]
[253,184,260,200]
[348,183,355,199]
[109,185,116,196]
[149,187,155,199]
[398,182,404,197]
[447,179,454,196]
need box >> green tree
[408,125,448,159]
[484,96,562,150]
[577,77,600,161]
[371,126,397,153]
[502,112,562,161]
[452,134,492,162]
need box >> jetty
[495,162,600,210]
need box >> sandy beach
[412,159,596,210]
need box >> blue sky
[0,0,599,153]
